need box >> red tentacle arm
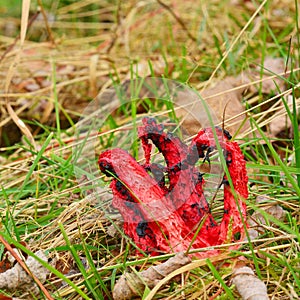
[219,141,248,242]
[138,118,211,229]
[190,127,248,243]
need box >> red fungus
[98,117,248,257]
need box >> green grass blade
[17,132,54,200]
[59,223,103,299]
[206,259,235,299]
[0,231,91,300]
[79,229,113,299]
[291,88,300,187]
[251,118,300,197]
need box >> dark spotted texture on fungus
[98,117,248,257]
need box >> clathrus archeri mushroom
[99,117,248,257]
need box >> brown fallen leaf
[175,76,251,136]
[0,241,28,274]
[246,57,286,95]
[232,266,269,300]
[0,250,49,295]
[112,252,191,300]
[177,57,286,137]
[0,256,11,274]
[268,95,292,137]
[247,195,287,240]
[0,295,15,300]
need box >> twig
[37,0,56,45]
[0,10,40,63]
[0,235,54,300]
[156,0,196,42]
[106,0,122,54]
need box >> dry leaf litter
[0,250,49,295]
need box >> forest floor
[0,0,299,299]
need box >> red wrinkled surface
[98,117,248,257]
